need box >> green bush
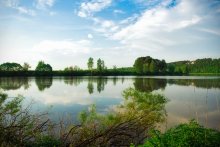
[140,120,220,147]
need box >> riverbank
[1,70,220,77]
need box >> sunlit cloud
[77,0,112,17]
[35,0,55,9]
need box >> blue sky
[0,0,220,69]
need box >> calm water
[0,76,220,131]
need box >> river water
[0,76,219,130]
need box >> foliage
[0,62,23,71]
[169,58,220,74]
[64,88,168,146]
[35,61,52,72]
[23,62,31,71]
[0,92,60,146]
[140,120,220,147]
[133,56,166,74]
[0,57,219,76]
[87,57,94,72]
[97,58,106,72]
[64,65,81,72]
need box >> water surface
[0,76,219,130]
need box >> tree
[35,61,52,72]
[0,62,23,71]
[143,63,150,74]
[159,59,167,73]
[23,62,31,71]
[101,60,105,70]
[150,60,158,73]
[167,64,175,73]
[133,57,145,74]
[73,65,80,71]
[87,57,94,73]
[97,58,102,72]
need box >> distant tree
[143,63,150,74]
[35,61,52,72]
[167,64,175,73]
[23,62,31,71]
[73,65,80,71]
[97,58,102,72]
[149,60,158,73]
[133,57,145,74]
[159,59,167,73]
[87,57,94,73]
[101,60,105,70]
[0,62,23,71]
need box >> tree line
[0,57,219,76]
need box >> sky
[0,0,220,70]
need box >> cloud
[1,0,36,16]
[33,39,92,54]
[87,34,93,39]
[16,7,36,16]
[108,0,211,52]
[1,0,19,8]
[113,9,124,14]
[33,40,92,56]
[77,0,112,18]
[36,0,55,9]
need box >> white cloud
[113,9,124,14]
[16,7,36,16]
[77,0,112,17]
[2,0,19,7]
[109,0,204,51]
[33,39,92,54]
[36,0,55,9]
[1,0,36,16]
[87,34,93,39]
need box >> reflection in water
[133,78,167,92]
[0,77,30,90]
[167,78,220,89]
[87,82,94,94]
[1,77,220,92]
[63,77,83,86]
[35,77,53,91]
[0,76,219,131]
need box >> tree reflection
[167,78,220,89]
[96,77,107,93]
[87,81,94,94]
[63,77,83,86]
[112,76,118,86]
[133,78,167,92]
[35,77,53,91]
[0,77,30,90]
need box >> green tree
[35,61,52,72]
[0,62,23,71]
[87,57,94,73]
[97,58,102,72]
[23,62,31,71]
[143,63,150,74]
[167,64,175,73]
[133,57,145,74]
[150,60,158,73]
[159,59,167,73]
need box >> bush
[140,120,220,147]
